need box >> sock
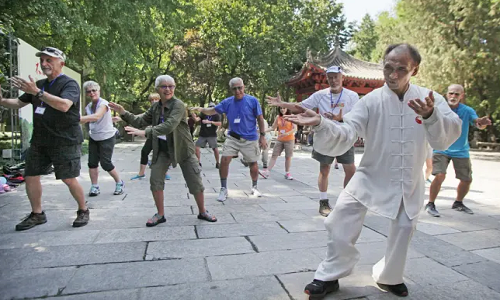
[221,178,227,189]
[92,184,99,188]
[320,192,328,200]
[252,180,258,187]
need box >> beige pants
[314,192,417,285]
[222,136,260,163]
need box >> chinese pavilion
[287,47,385,101]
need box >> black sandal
[146,213,166,227]
[197,210,217,222]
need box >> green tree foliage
[349,14,378,62]
[2,0,351,119]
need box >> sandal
[197,210,217,222]
[146,213,166,227]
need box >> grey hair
[229,77,243,88]
[83,81,100,92]
[155,75,175,88]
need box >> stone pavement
[1,140,500,300]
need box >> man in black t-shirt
[0,46,89,231]
[194,103,221,168]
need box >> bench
[476,142,500,151]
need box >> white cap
[326,66,343,73]
[36,47,66,62]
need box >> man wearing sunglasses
[425,84,491,216]
[0,46,89,230]
[192,77,268,201]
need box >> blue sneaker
[131,174,145,180]
[114,180,125,195]
[89,185,100,197]
[165,174,171,180]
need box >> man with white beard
[277,44,462,298]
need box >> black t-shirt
[157,114,169,154]
[19,74,83,146]
[199,113,221,137]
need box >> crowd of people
[0,43,492,299]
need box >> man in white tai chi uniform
[280,43,462,299]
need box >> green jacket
[121,97,194,167]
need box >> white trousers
[314,191,418,285]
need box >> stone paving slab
[0,242,146,270]
[249,231,328,252]
[278,266,384,300]
[137,276,290,300]
[452,261,500,293]
[0,229,101,249]
[196,222,286,238]
[63,259,208,294]
[472,247,500,264]
[47,289,140,300]
[434,229,500,250]
[0,266,77,300]
[145,237,254,259]
[93,226,196,244]
[404,257,469,285]
[230,210,308,223]
[207,249,321,280]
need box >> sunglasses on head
[41,47,63,55]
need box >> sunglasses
[447,92,461,96]
[85,89,99,94]
[231,86,244,91]
[158,85,176,90]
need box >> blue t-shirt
[215,94,263,141]
[434,103,478,158]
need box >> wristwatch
[36,89,44,99]
[260,132,266,136]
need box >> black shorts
[312,147,355,165]
[88,136,116,171]
[25,144,81,180]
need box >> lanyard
[40,73,63,106]
[330,89,343,113]
[280,116,285,128]
[91,98,101,114]
[207,115,212,121]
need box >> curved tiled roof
[307,47,384,80]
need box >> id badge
[206,124,212,127]
[280,129,285,134]
[158,135,167,141]
[35,106,46,115]
[234,118,241,124]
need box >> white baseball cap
[326,66,343,73]
[36,47,66,62]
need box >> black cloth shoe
[377,282,409,297]
[319,199,332,217]
[304,279,339,299]
[73,209,90,227]
[16,212,47,231]
[452,201,473,214]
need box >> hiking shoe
[285,173,293,180]
[425,202,440,217]
[304,279,339,299]
[15,212,47,231]
[319,199,332,217]
[131,174,145,180]
[89,185,100,197]
[165,174,171,180]
[377,282,408,297]
[217,187,228,202]
[73,209,90,227]
[452,201,474,214]
[113,180,125,195]
[251,186,262,197]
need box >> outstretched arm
[266,92,304,114]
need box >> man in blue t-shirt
[425,84,491,216]
[192,77,268,201]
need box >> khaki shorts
[196,136,218,149]
[222,136,260,163]
[312,147,355,165]
[272,140,294,158]
[150,151,204,194]
[432,153,472,181]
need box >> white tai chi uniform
[312,84,462,284]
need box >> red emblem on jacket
[415,116,422,124]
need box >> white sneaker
[217,187,228,202]
[251,186,262,197]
